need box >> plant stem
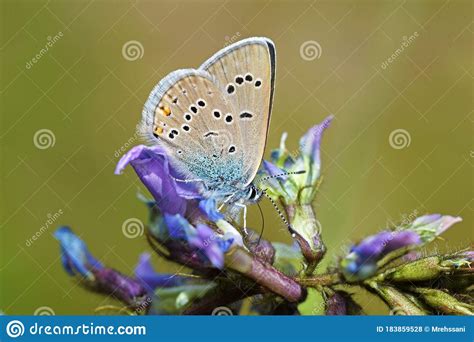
[296,273,342,287]
[183,283,262,315]
[225,247,305,303]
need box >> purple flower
[157,213,233,269]
[408,214,462,242]
[341,230,421,281]
[93,268,148,307]
[115,145,201,215]
[198,198,224,222]
[340,214,462,281]
[54,226,102,280]
[55,227,148,309]
[188,224,233,269]
[135,253,185,292]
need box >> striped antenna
[258,170,305,184]
[254,186,294,235]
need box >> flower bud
[411,288,474,315]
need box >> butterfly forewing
[141,69,245,186]
[199,37,276,186]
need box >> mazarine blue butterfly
[140,37,300,231]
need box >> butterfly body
[140,37,275,219]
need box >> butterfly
[140,37,288,230]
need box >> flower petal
[54,226,102,280]
[134,253,184,291]
[115,145,201,215]
[198,198,224,222]
[407,214,462,243]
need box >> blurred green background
[1,0,472,315]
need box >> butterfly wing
[140,69,246,189]
[199,37,276,186]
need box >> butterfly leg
[218,193,236,211]
[234,202,248,236]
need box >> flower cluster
[340,214,462,282]
[114,145,236,270]
[53,115,472,316]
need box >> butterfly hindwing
[199,37,276,186]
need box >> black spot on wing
[239,112,253,119]
[204,131,218,138]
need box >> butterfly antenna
[260,189,294,235]
[258,170,305,184]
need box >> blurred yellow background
[1,0,472,315]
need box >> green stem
[225,247,305,303]
[296,273,342,287]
